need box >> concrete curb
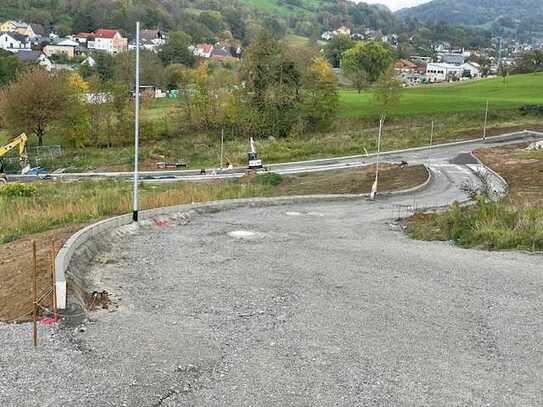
[468,151,509,198]
[55,166,431,309]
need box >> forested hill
[397,0,543,40]
[0,0,400,42]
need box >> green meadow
[339,73,543,118]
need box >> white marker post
[370,115,385,200]
[483,100,489,141]
[428,120,434,163]
[132,22,140,222]
[220,128,224,170]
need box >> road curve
[1,133,542,406]
[7,130,542,184]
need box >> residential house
[336,26,351,36]
[191,43,214,58]
[394,59,421,85]
[321,31,334,41]
[0,32,31,52]
[139,29,166,52]
[394,59,417,74]
[74,32,94,48]
[43,38,78,59]
[13,50,53,71]
[211,46,234,61]
[0,20,38,38]
[91,29,128,54]
[321,26,353,41]
[30,23,45,38]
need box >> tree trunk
[36,128,44,146]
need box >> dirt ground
[475,142,543,207]
[0,225,83,322]
[275,164,428,195]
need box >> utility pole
[132,21,140,222]
[32,241,38,347]
[370,115,385,200]
[483,100,489,141]
[220,128,224,170]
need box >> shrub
[256,172,283,186]
[519,104,543,116]
[0,183,37,198]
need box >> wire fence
[2,145,63,169]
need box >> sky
[357,0,432,11]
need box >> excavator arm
[0,133,30,177]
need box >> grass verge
[406,143,543,252]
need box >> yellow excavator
[0,133,31,184]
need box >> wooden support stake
[32,240,38,347]
[50,241,57,320]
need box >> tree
[303,57,339,130]
[324,34,354,69]
[514,50,543,74]
[197,11,225,34]
[0,50,22,86]
[59,72,91,147]
[113,50,165,88]
[341,41,394,93]
[163,64,190,90]
[499,63,510,87]
[0,69,71,145]
[374,66,400,116]
[159,31,195,67]
[241,30,302,137]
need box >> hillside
[397,0,543,39]
[0,0,401,42]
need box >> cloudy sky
[357,0,432,11]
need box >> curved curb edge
[54,165,432,310]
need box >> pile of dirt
[0,225,84,322]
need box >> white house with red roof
[90,29,127,54]
[190,43,214,58]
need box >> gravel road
[2,198,542,406]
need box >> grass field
[339,73,543,118]
[140,73,543,120]
[244,0,320,16]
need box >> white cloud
[356,0,432,12]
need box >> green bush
[256,172,283,186]
[519,104,543,116]
[0,183,38,198]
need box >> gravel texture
[2,198,543,406]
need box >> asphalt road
[7,130,543,184]
[1,135,542,406]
